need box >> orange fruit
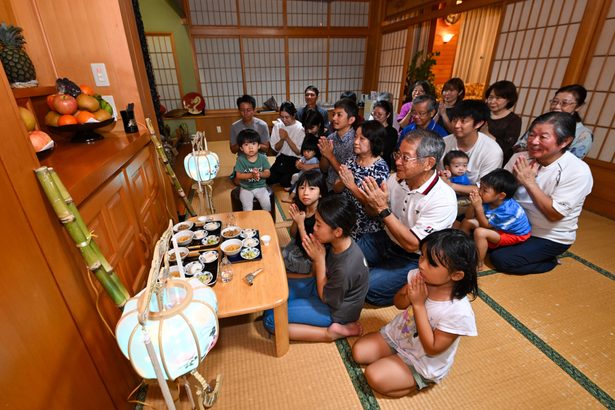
[58,114,78,126]
[76,110,95,124]
[80,84,95,96]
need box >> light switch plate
[91,63,110,87]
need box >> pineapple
[0,22,37,85]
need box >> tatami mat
[570,211,615,273]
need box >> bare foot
[477,262,485,271]
[327,322,363,340]
[281,196,294,203]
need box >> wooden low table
[192,210,289,357]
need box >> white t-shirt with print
[504,151,593,244]
[270,120,305,158]
[442,132,503,184]
[382,269,477,382]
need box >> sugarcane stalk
[145,118,196,216]
[48,168,130,301]
[35,167,129,308]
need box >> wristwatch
[378,208,392,220]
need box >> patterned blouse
[342,156,390,239]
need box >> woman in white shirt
[267,101,306,188]
[490,112,593,274]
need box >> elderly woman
[267,101,306,188]
[397,80,432,129]
[490,111,593,274]
[334,120,390,239]
[371,100,398,169]
[513,84,593,159]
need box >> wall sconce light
[442,33,455,44]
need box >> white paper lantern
[116,278,219,380]
[184,150,220,182]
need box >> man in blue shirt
[398,95,448,147]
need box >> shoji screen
[330,1,370,27]
[146,34,183,111]
[188,0,237,25]
[194,38,243,109]
[582,1,615,162]
[288,38,328,107]
[287,0,328,27]
[243,38,286,108]
[239,0,283,26]
[490,0,587,132]
[327,38,366,103]
[377,30,407,112]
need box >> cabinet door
[79,171,147,295]
[125,145,171,251]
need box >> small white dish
[204,221,220,231]
[173,221,194,232]
[167,247,189,262]
[242,237,259,248]
[202,235,220,246]
[199,250,219,264]
[240,247,260,260]
[196,271,214,285]
[193,230,206,240]
[220,239,242,256]
[173,230,194,246]
[240,228,257,238]
[221,226,241,239]
[185,261,204,277]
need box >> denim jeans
[489,236,570,274]
[357,230,419,306]
[263,277,332,333]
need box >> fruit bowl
[48,118,115,143]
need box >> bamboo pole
[35,167,130,308]
[145,118,196,217]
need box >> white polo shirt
[505,151,593,244]
[443,132,503,184]
[270,120,305,157]
[386,171,458,250]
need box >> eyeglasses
[410,110,430,117]
[549,99,576,108]
[486,95,505,101]
[392,151,422,163]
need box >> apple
[46,94,57,110]
[29,130,52,152]
[53,94,78,115]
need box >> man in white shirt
[358,129,458,306]
[441,100,503,195]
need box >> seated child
[232,129,272,211]
[459,169,531,269]
[442,150,471,186]
[283,134,321,203]
[352,229,478,397]
[263,194,369,341]
[283,171,327,274]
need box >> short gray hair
[402,129,445,170]
[412,94,437,112]
[530,111,576,149]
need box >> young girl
[282,171,327,274]
[263,194,369,342]
[282,134,320,203]
[352,229,478,397]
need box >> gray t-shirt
[323,240,369,323]
[230,117,270,145]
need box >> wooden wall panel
[433,16,461,85]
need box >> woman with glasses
[482,80,522,164]
[398,95,448,147]
[491,112,593,274]
[371,100,398,169]
[334,120,390,239]
[513,84,593,159]
[397,80,433,129]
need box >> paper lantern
[184,150,220,182]
[115,278,219,380]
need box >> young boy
[233,129,272,211]
[442,150,471,186]
[460,169,531,269]
[282,134,320,203]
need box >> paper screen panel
[188,0,237,26]
[376,30,407,112]
[239,0,283,26]
[146,34,182,111]
[194,37,243,110]
[243,38,286,108]
[288,38,328,107]
[582,1,615,162]
[330,1,369,27]
[489,0,587,133]
[327,38,366,103]
[287,0,328,27]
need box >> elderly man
[230,94,270,154]
[358,129,458,306]
[398,95,448,145]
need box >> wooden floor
[138,141,615,409]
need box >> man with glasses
[398,95,448,147]
[230,94,270,154]
[441,100,503,195]
[297,85,330,134]
[356,129,457,306]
